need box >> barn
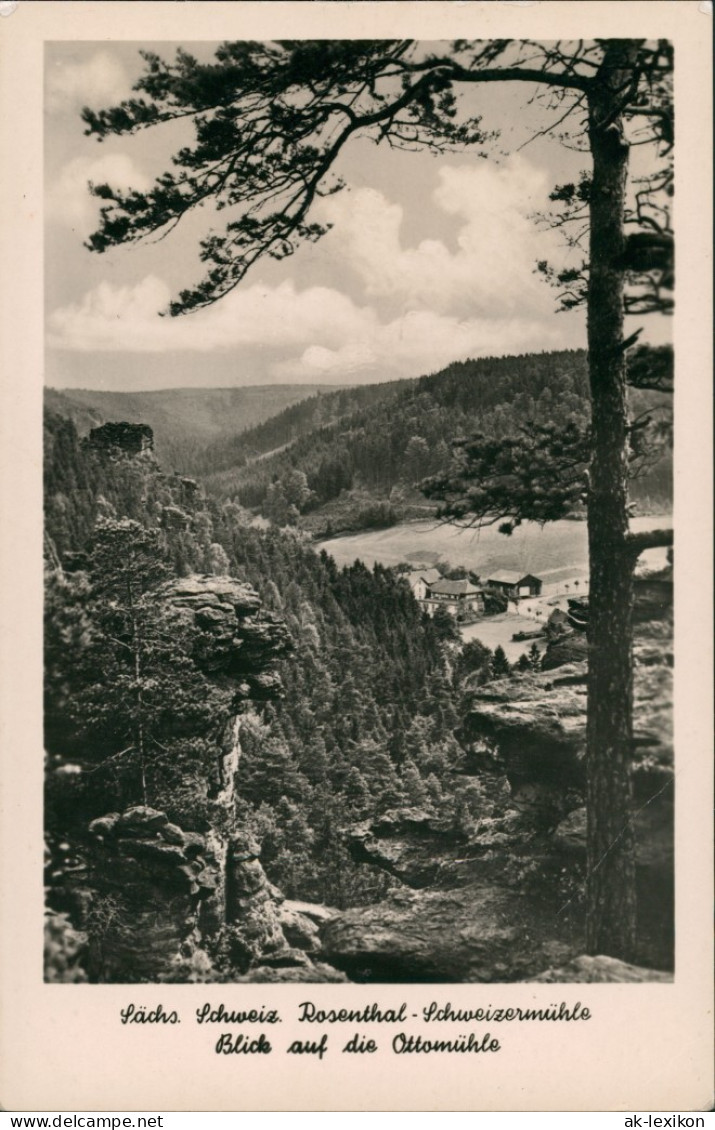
[486,571,542,599]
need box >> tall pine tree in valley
[77,518,232,811]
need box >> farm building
[405,568,442,601]
[422,578,484,619]
[406,570,484,619]
[486,571,543,599]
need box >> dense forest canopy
[201,348,672,529]
[44,410,485,944]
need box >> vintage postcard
[0,0,712,1113]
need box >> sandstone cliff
[319,578,674,981]
[56,573,345,982]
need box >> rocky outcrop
[159,574,291,701]
[87,806,220,981]
[458,664,589,793]
[86,422,154,455]
[83,573,300,982]
[348,808,459,887]
[321,884,576,983]
[222,831,298,971]
[531,954,672,982]
[214,834,345,980]
[541,632,588,670]
[88,808,344,982]
[458,621,673,803]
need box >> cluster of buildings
[406,566,542,620]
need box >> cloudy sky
[45,41,668,392]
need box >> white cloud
[317,155,561,319]
[47,154,579,382]
[46,50,130,114]
[48,271,569,382]
[273,308,564,384]
[47,153,151,234]
[47,276,377,355]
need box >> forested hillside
[44,405,674,982]
[46,349,673,543]
[200,350,672,533]
[44,412,479,979]
[44,383,348,475]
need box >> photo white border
[0,1,712,1112]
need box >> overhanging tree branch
[626,527,673,554]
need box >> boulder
[280,900,338,925]
[348,808,458,887]
[115,806,169,835]
[532,954,672,982]
[117,839,188,866]
[321,884,577,983]
[182,831,207,856]
[88,813,120,838]
[541,632,588,671]
[278,906,323,954]
[238,962,348,983]
[159,822,186,846]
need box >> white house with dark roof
[405,568,442,602]
[422,577,484,619]
[406,569,484,619]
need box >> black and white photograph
[1,0,712,1114]
[42,31,678,987]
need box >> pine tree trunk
[585,44,641,960]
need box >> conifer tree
[491,646,511,680]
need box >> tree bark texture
[585,42,642,960]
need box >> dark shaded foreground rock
[321,884,577,983]
[454,612,673,971]
[531,954,672,982]
[87,808,344,982]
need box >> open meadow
[316,514,670,582]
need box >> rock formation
[86,421,154,455]
[320,573,674,981]
[83,573,342,982]
[159,574,290,702]
[320,884,576,983]
[531,954,672,982]
[87,808,346,982]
